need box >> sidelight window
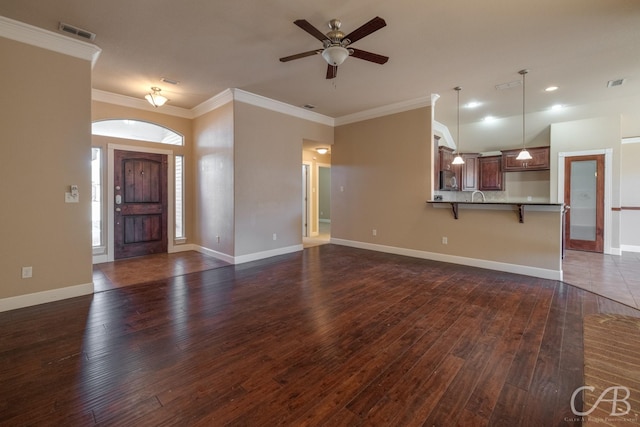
[91,147,102,248]
[175,155,185,239]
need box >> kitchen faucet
[471,190,486,202]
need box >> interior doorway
[302,164,310,237]
[564,154,605,253]
[301,158,331,248]
[318,165,331,240]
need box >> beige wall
[0,38,93,299]
[620,142,640,249]
[332,107,562,272]
[232,101,333,256]
[192,101,235,256]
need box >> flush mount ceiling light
[145,87,168,107]
[316,148,329,155]
[545,86,559,92]
[452,86,465,165]
[516,69,533,161]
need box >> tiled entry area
[93,251,230,292]
[563,250,640,309]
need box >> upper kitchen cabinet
[501,146,550,172]
[460,153,479,191]
[478,156,504,191]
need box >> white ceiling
[2,0,639,130]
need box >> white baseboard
[621,244,640,253]
[193,245,235,264]
[233,244,303,264]
[330,238,563,281]
[92,254,109,264]
[193,243,302,265]
[170,243,200,253]
[0,282,94,313]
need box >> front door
[114,150,168,259]
[564,154,604,252]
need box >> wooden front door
[114,150,168,259]
[564,154,604,253]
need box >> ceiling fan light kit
[322,46,350,66]
[280,16,388,79]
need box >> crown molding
[334,95,433,126]
[0,16,101,67]
[231,89,335,127]
[622,136,640,144]
[433,120,455,150]
[191,89,234,118]
[92,86,436,127]
[92,89,194,119]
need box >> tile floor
[92,251,230,292]
[302,222,331,248]
[563,250,640,309]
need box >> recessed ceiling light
[465,101,482,109]
[483,116,496,122]
[545,86,559,92]
[551,104,564,110]
[303,104,316,109]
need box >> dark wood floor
[1,245,638,426]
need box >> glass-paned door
[564,155,604,252]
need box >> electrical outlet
[22,266,32,278]
[372,229,377,236]
[442,237,448,245]
[216,235,220,243]
[273,233,277,241]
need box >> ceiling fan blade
[279,49,322,62]
[343,16,386,44]
[294,19,329,42]
[350,48,389,64]
[326,64,338,79]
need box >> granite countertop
[427,200,563,206]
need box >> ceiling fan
[279,16,388,79]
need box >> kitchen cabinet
[478,156,504,191]
[437,147,479,191]
[460,153,479,191]
[501,146,550,171]
[437,146,461,190]
[439,146,455,171]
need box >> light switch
[65,192,79,203]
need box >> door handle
[115,194,122,205]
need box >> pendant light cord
[520,70,528,150]
[455,86,461,153]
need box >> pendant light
[516,70,533,161]
[145,87,168,108]
[451,86,465,165]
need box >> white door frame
[558,148,614,255]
